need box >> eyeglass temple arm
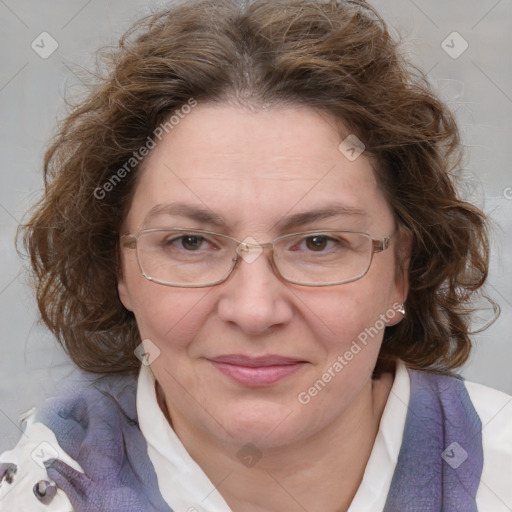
[372,232,395,253]
[120,235,136,249]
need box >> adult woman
[0,0,510,510]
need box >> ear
[117,277,134,312]
[117,250,134,312]
[387,226,412,326]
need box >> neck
[157,372,394,512]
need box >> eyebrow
[275,204,367,231]
[143,201,367,232]
[143,203,227,228]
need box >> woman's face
[118,102,407,449]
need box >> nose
[216,247,294,336]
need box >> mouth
[207,354,307,387]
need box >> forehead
[125,103,393,234]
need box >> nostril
[0,462,17,484]
[33,480,57,504]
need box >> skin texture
[118,103,409,512]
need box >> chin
[210,402,306,446]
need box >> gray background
[0,0,511,454]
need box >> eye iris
[182,236,202,250]
[306,236,327,251]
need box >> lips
[209,354,305,367]
[207,354,307,386]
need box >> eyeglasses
[120,228,395,287]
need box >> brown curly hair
[19,0,489,374]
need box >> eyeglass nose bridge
[235,237,275,261]
[230,237,283,280]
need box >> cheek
[295,286,394,410]
[304,279,394,347]
[122,257,210,350]
[299,273,398,390]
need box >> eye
[162,233,218,252]
[304,235,332,251]
[293,235,344,252]
[174,235,207,251]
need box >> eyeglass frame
[120,227,397,288]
